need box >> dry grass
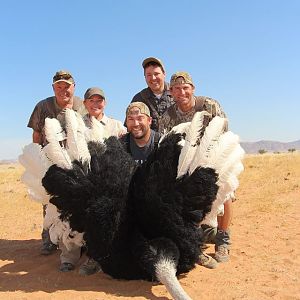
[0,164,42,240]
[238,152,300,213]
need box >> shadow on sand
[0,239,169,299]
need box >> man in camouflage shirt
[159,71,233,267]
[130,57,174,131]
[159,71,225,133]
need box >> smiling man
[130,57,174,131]
[121,102,160,165]
[159,71,226,133]
[159,71,234,267]
[27,70,85,257]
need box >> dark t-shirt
[120,130,160,165]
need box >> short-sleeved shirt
[83,114,126,139]
[27,96,85,146]
[131,83,174,131]
[159,96,226,134]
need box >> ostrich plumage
[19,109,244,300]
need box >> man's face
[84,94,106,118]
[126,109,152,139]
[144,65,165,93]
[170,83,195,107]
[53,81,75,108]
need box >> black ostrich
[20,110,244,300]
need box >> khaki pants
[59,241,81,265]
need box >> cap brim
[142,57,165,72]
[53,79,74,85]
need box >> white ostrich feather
[217,146,245,186]
[159,122,191,147]
[177,114,245,227]
[201,144,245,227]
[85,116,105,142]
[189,116,227,174]
[206,131,240,170]
[177,111,210,178]
[169,121,191,135]
[44,203,84,249]
[19,143,52,204]
[65,109,91,163]
[43,118,72,169]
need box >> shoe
[59,262,75,272]
[40,242,57,255]
[198,253,218,269]
[215,245,230,263]
[79,258,101,276]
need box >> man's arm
[32,130,42,144]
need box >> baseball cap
[126,102,151,117]
[142,57,165,73]
[170,71,194,87]
[84,87,105,100]
[53,70,75,85]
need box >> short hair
[143,62,165,74]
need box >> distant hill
[0,159,17,165]
[1,140,300,160]
[241,140,300,154]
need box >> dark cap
[53,70,75,85]
[142,57,165,73]
[126,102,151,117]
[84,87,105,100]
[170,71,194,87]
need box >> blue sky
[0,0,299,160]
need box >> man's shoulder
[162,103,176,119]
[73,96,86,115]
[131,87,151,102]
[35,96,55,107]
[196,95,226,117]
[196,95,218,103]
[105,115,125,128]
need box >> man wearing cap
[159,71,225,133]
[160,71,233,267]
[27,70,85,257]
[83,87,126,139]
[121,102,161,165]
[130,57,174,131]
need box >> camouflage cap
[126,102,151,117]
[53,70,75,85]
[142,57,165,73]
[170,71,194,87]
[84,87,105,100]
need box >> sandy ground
[0,153,300,300]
